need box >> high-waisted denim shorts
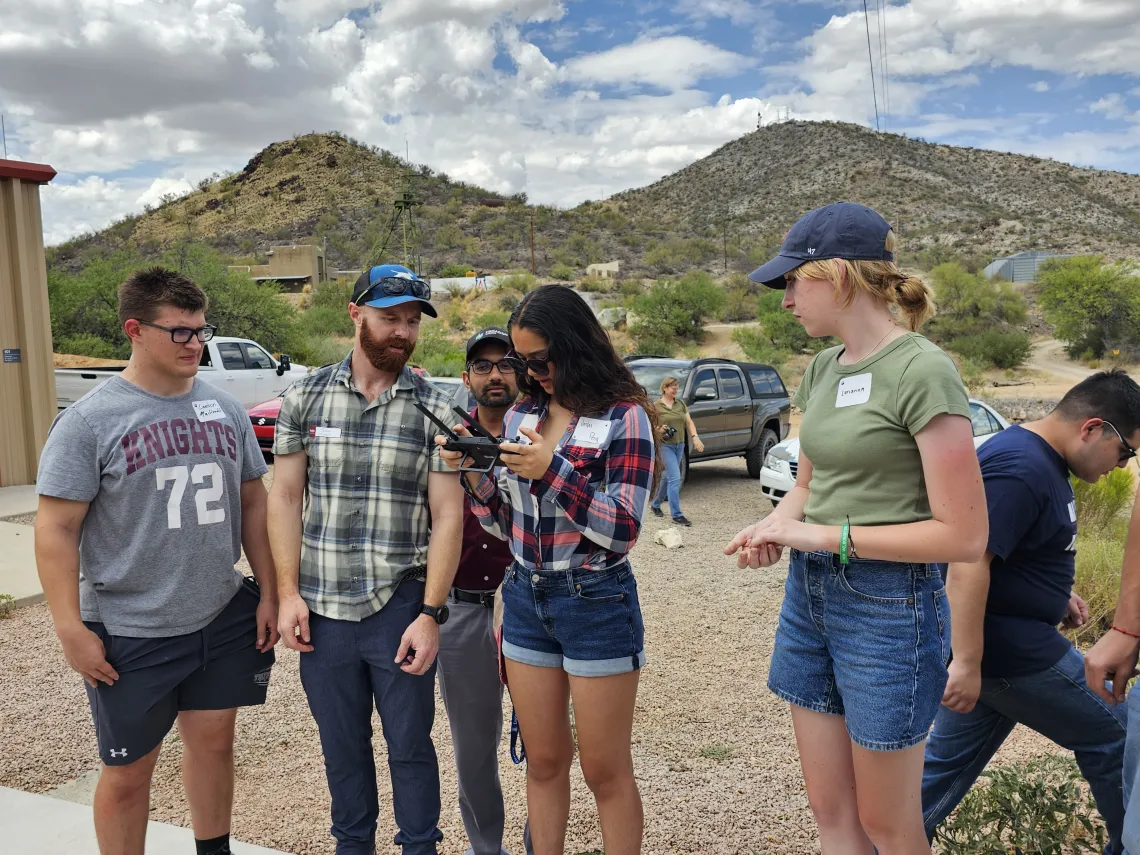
[500,561,646,678]
[767,549,951,751]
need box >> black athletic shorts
[83,577,275,766]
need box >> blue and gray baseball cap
[748,202,894,289]
[351,263,437,318]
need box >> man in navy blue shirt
[922,370,1140,853]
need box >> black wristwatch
[421,603,449,625]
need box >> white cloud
[564,36,750,90]
[135,177,195,210]
[1090,93,1139,123]
[1031,80,1050,92]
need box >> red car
[245,366,437,454]
[247,397,281,452]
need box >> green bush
[308,279,353,311]
[935,755,1107,854]
[1038,256,1140,359]
[293,334,349,367]
[497,271,536,294]
[298,306,354,338]
[443,301,466,332]
[415,324,466,377]
[947,330,1032,370]
[471,310,509,330]
[1072,467,1134,535]
[438,263,471,278]
[549,262,576,281]
[732,328,785,369]
[57,333,126,360]
[617,279,643,298]
[721,285,758,322]
[1071,526,1127,645]
[498,292,520,312]
[631,271,725,353]
[577,277,609,293]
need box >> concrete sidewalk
[0,519,40,606]
[0,786,291,854]
[0,483,37,518]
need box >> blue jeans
[500,561,646,677]
[651,442,684,519]
[299,579,442,855]
[922,645,1126,853]
[767,549,950,750]
[1122,687,1140,853]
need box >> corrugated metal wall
[0,163,57,487]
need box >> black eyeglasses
[467,358,517,376]
[1102,420,1137,461]
[502,353,553,377]
[138,320,217,343]
[354,276,431,305]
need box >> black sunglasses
[138,320,217,344]
[1102,419,1137,461]
[354,275,431,305]
[467,358,517,376]
[502,353,553,377]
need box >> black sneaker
[651,506,664,517]
[672,515,692,527]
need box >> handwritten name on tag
[308,425,343,438]
[192,399,227,422]
[835,374,872,408]
[570,417,611,449]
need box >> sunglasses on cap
[502,353,553,377]
[354,276,431,305]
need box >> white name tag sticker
[571,417,611,449]
[516,413,540,445]
[1068,501,1077,522]
[309,425,342,438]
[192,399,227,422]
[835,374,872,408]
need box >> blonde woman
[724,203,987,855]
[650,376,703,526]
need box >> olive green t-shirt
[795,332,970,527]
[655,398,689,445]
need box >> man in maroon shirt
[437,327,524,855]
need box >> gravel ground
[1,458,1058,854]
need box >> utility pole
[1,115,7,159]
[529,211,536,275]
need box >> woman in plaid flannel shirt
[438,284,660,855]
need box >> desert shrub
[947,330,1032,370]
[935,755,1108,854]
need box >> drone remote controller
[414,401,516,473]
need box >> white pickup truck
[55,336,310,411]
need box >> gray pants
[438,594,518,855]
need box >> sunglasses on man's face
[138,320,216,344]
[1102,419,1137,462]
[502,353,553,377]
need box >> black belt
[451,588,496,608]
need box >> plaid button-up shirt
[468,398,655,572]
[273,354,455,620]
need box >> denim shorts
[767,549,951,751]
[500,561,646,678]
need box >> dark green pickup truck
[626,356,792,483]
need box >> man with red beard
[268,264,465,855]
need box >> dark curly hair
[508,284,662,489]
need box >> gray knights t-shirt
[36,376,268,637]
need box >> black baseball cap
[465,327,511,361]
[748,202,894,289]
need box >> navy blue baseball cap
[351,263,437,318]
[748,202,894,289]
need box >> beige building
[0,158,57,487]
[230,243,328,292]
[587,260,621,279]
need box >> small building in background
[230,243,328,292]
[984,250,1075,283]
[587,260,621,279]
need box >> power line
[862,0,881,132]
[880,0,892,129]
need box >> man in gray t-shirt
[35,267,279,855]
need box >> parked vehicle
[55,336,309,411]
[626,355,792,485]
[244,376,469,455]
[760,398,1012,506]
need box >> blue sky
[1,0,1137,244]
